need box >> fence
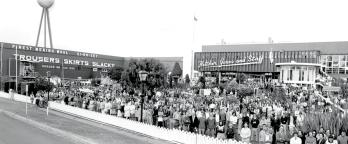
[0,91,30,103]
[0,91,244,144]
[49,102,244,144]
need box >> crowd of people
[32,79,348,144]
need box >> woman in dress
[240,122,251,143]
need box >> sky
[1,0,348,77]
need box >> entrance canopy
[322,86,341,92]
[275,61,322,67]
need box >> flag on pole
[268,37,274,64]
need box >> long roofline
[203,40,348,46]
[202,41,348,55]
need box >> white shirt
[290,136,302,144]
[325,140,338,144]
[129,104,136,114]
[205,112,210,119]
[105,102,112,110]
[240,128,251,139]
[196,111,202,118]
[229,116,238,125]
[215,113,219,122]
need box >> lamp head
[37,0,55,8]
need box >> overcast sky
[1,0,348,76]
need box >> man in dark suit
[317,133,326,144]
[189,111,200,133]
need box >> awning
[79,88,94,93]
[322,86,341,92]
[275,61,322,67]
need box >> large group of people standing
[32,79,348,144]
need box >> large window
[289,67,294,81]
[321,55,348,74]
[299,67,306,81]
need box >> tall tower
[36,0,55,48]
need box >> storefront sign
[15,54,115,68]
[198,55,264,68]
[10,43,98,58]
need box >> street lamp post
[138,70,148,123]
[46,71,51,102]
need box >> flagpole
[61,60,64,86]
[15,45,18,92]
[0,42,3,91]
[191,15,197,78]
[268,37,274,82]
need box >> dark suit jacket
[189,116,200,132]
[317,139,326,144]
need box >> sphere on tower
[37,0,55,8]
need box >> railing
[49,102,245,144]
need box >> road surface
[0,112,76,144]
[0,97,172,144]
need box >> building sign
[15,54,115,68]
[10,43,99,58]
[198,54,264,68]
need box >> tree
[108,66,124,81]
[171,62,182,85]
[91,79,101,87]
[121,58,168,89]
[171,62,182,77]
[226,80,239,93]
[33,77,54,94]
[185,74,190,84]
[198,76,206,89]
[236,73,247,84]
[169,74,173,88]
[270,87,290,105]
[236,84,254,98]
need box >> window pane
[340,55,346,61]
[333,55,339,62]
[332,68,338,74]
[327,56,332,61]
[339,68,345,74]
[328,62,332,67]
[323,61,326,65]
[309,51,313,58]
[340,62,345,67]
[327,68,332,74]
[322,55,327,61]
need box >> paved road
[0,112,75,144]
[0,97,172,144]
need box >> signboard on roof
[198,54,264,68]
